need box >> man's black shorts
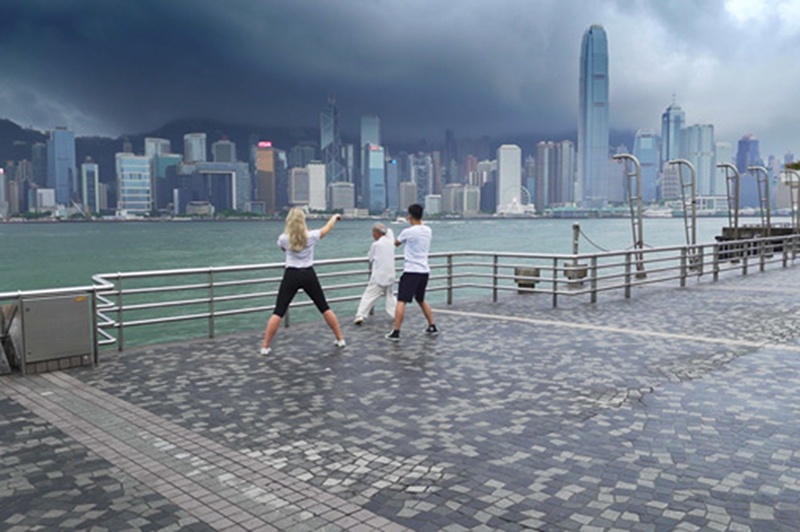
[397,272,429,303]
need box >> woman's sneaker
[334,338,346,348]
[259,347,272,356]
[425,324,439,335]
[385,329,400,341]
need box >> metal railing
[2,233,797,363]
[81,233,800,352]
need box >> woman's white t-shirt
[278,229,321,268]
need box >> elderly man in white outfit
[354,223,398,324]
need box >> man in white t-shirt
[386,204,438,340]
[354,223,397,324]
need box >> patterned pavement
[3,266,800,531]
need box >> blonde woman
[261,208,345,355]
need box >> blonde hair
[285,208,308,252]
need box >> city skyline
[0,0,798,158]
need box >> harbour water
[0,216,771,293]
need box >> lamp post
[613,153,645,278]
[717,163,740,241]
[781,169,800,234]
[747,165,771,236]
[668,159,697,247]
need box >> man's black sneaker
[425,324,439,335]
[385,329,400,341]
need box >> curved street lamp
[613,153,645,277]
[667,159,697,247]
[717,163,740,241]
[747,165,771,236]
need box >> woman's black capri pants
[272,267,330,317]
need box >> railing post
[680,248,687,287]
[552,257,558,308]
[783,238,789,268]
[492,255,498,303]
[117,275,124,352]
[447,254,453,305]
[208,268,215,339]
[590,256,598,303]
[712,244,720,282]
[17,293,26,376]
[759,240,766,272]
[742,245,748,276]
[624,251,631,299]
[90,289,99,367]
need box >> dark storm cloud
[0,0,798,154]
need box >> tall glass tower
[660,101,685,172]
[578,24,609,208]
[47,127,77,205]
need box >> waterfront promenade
[2,267,800,531]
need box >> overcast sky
[0,0,798,156]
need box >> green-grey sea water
[1,216,758,293]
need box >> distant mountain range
[0,117,635,184]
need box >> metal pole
[208,268,215,339]
[447,255,453,305]
[717,163,740,241]
[748,165,771,236]
[613,153,646,278]
[668,159,697,247]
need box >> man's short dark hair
[408,203,423,220]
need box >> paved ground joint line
[434,307,800,352]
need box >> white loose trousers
[355,283,397,321]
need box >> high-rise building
[321,96,347,185]
[360,115,381,208]
[578,24,609,208]
[442,183,464,213]
[386,158,399,213]
[307,162,326,212]
[47,127,77,205]
[398,181,417,211]
[633,129,659,202]
[289,167,309,206]
[255,141,276,213]
[81,157,100,214]
[464,185,480,214]
[288,144,317,169]
[183,133,207,163]
[145,137,171,158]
[680,124,715,196]
[714,142,734,198]
[115,153,151,216]
[736,133,762,207]
[0,169,7,218]
[496,144,522,213]
[212,138,237,163]
[32,142,47,186]
[366,144,386,213]
[409,153,433,205]
[425,194,442,215]
[660,101,685,172]
[535,142,553,212]
[328,181,355,211]
[171,161,250,214]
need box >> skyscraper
[183,133,207,163]
[145,138,171,158]
[366,144,386,213]
[660,101,685,172]
[680,124,715,196]
[496,144,522,213]
[633,129,658,202]
[320,96,347,185]
[736,133,763,208]
[212,138,237,163]
[255,141,276,213]
[81,157,100,214]
[115,153,151,216]
[360,115,381,209]
[47,127,77,205]
[578,24,609,208]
